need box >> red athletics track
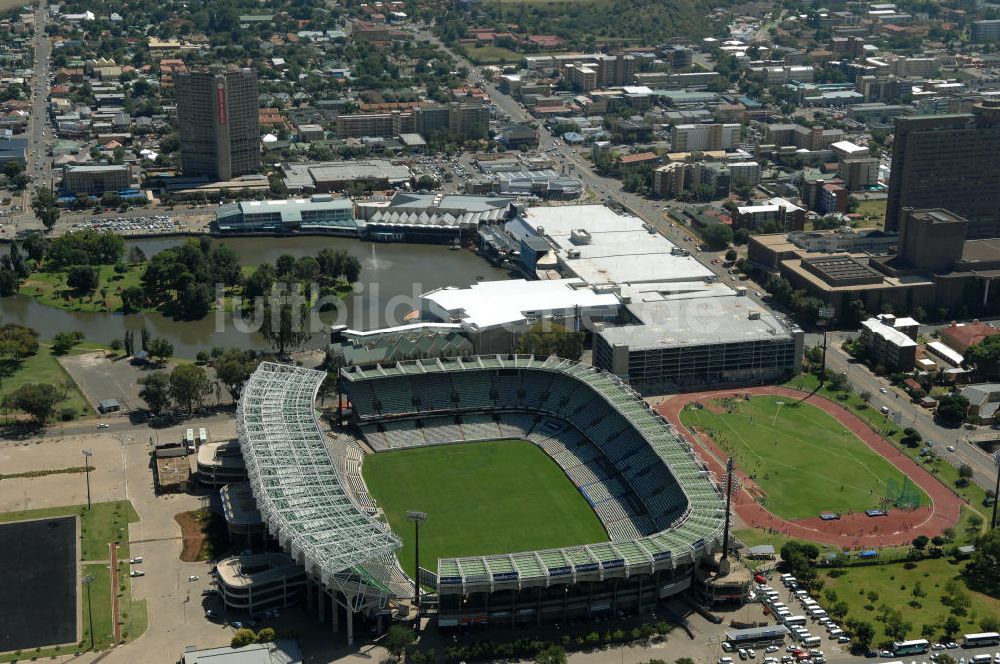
[656,386,963,548]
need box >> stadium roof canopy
[238,362,403,605]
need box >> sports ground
[679,395,926,519]
[0,516,77,652]
[362,439,608,577]
[659,387,963,547]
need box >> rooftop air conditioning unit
[748,310,761,320]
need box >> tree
[51,331,84,355]
[121,286,144,313]
[275,254,295,277]
[883,607,912,641]
[860,389,873,404]
[957,463,975,488]
[0,324,40,360]
[177,283,213,320]
[67,265,100,293]
[383,624,415,660]
[534,645,568,664]
[702,223,734,250]
[169,364,212,414]
[255,627,276,643]
[965,333,1000,380]
[212,349,259,400]
[140,326,150,351]
[965,527,1000,597]
[936,393,970,426]
[516,322,584,360]
[147,338,174,365]
[123,330,133,356]
[137,372,171,414]
[259,289,311,356]
[942,615,961,638]
[912,534,929,550]
[0,269,19,296]
[31,186,60,232]
[724,248,738,262]
[852,621,875,649]
[231,628,257,648]
[3,383,63,423]
[981,617,1000,633]
[243,264,275,300]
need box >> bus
[893,640,930,656]
[963,633,1000,649]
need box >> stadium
[234,358,739,642]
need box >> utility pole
[82,574,95,650]
[82,449,93,509]
[722,457,734,561]
[817,305,835,384]
[405,510,427,625]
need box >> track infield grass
[362,439,608,577]
[680,396,928,520]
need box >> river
[0,236,512,357]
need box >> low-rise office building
[61,164,131,195]
[214,195,357,234]
[281,160,412,193]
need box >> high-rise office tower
[885,101,1000,238]
[176,66,260,181]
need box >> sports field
[680,396,927,520]
[362,439,608,577]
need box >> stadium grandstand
[346,355,730,626]
[235,363,411,644]
[235,358,733,636]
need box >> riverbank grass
[0,342,92,420]
[18,264,146,314]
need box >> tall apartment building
[176,66,260,181]
[886,102,1000,237]
[670,123,740,151]
[837,157,880,190]
[972,19,1000,42]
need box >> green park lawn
[854,199,887,229]
[0,501,146,660]
[362,439,608,578]
[463,45,525,64]
[680,395,927,520]
[0,342,93,420]
[18,263,146,313]
[821,557,1000,646]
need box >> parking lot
[69,214,181,235]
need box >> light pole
[82,449,93,510]
[817,305,835,384]
[405,510,427,622]
[82,574,95,650]
[992,450,1000,529]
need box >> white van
[784,615,808,627]
[803,637,822,648]
[808,607,827,618]
[971,656,992,664]
[829,629,845,638]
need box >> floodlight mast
[406,510,428,622]
[817,305,835,385]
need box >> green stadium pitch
[679,396,929,520]
[361,439,609,578]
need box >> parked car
[129,570,144,577]
[129,557,143,564]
